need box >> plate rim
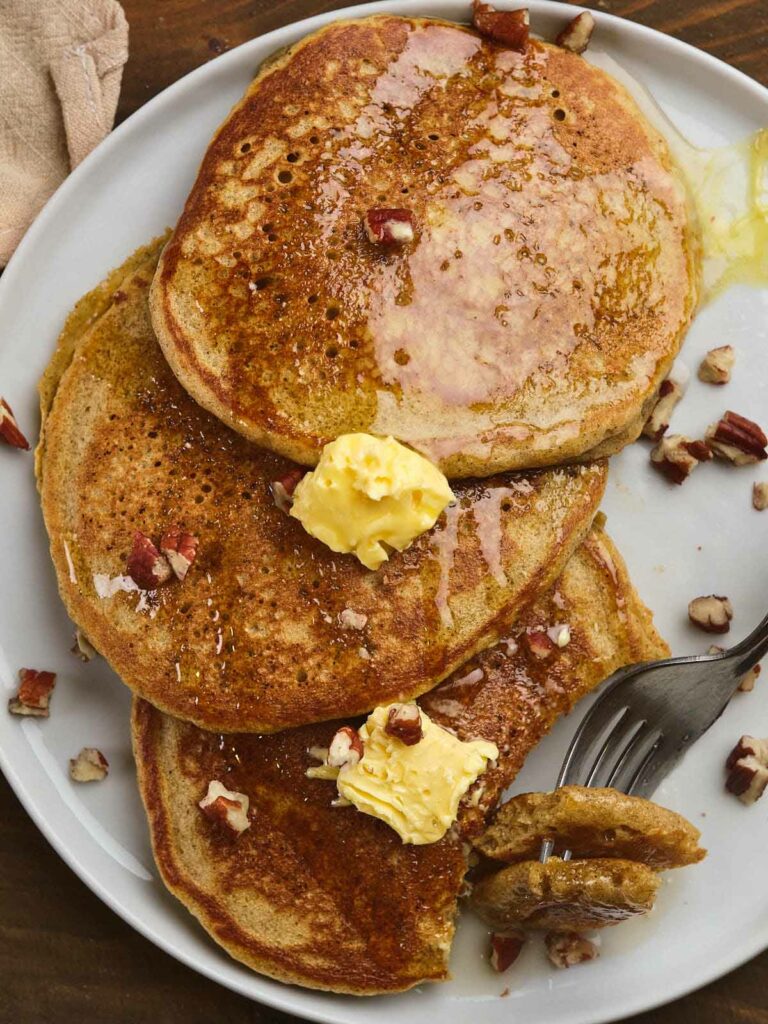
[1,1,767,1020]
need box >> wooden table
[2,1,768,1021]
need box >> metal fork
[540,611,768,862]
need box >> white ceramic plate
[1,2,767,1021]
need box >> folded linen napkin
[0,0,128,266]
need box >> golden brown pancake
[471,857,660,932]
[150,15,698,478]
[38,240,606,733]
[474,786,705,869]
[132,523,666,992]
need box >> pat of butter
[337,705,498,845]
[290,433,455,570]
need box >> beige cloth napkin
[0,0,128,266]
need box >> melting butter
[588,51,768,300]
[309,704,498,844]
[290,433,454,570]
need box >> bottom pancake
[132,525,667,993]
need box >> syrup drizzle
[431,503,461,628]
[472,488,511,587]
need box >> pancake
[474,786,705,869]
[132,523,666,993]
[150,14,698,478]
[38,240,607,733]
[471,857,661,932]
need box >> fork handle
[730,610,768,677]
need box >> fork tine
[584,714,646,788]
[556,703,629,789]
[606,725,662,793]
[627,736,684,799]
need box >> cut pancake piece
[39,240,607,733]
[474,786,705,869]
[471,857,661,933]
[151,14,698,477]
[132,523,667,992]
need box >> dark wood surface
[3,1,768,1021]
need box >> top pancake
[151,14,698,478]
[38,239,606,734]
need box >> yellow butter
[336,705,498,844]
[289,433,454,571]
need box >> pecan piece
[339,608,368,630]
[126,530,172,590]
[490,932,525,972]
[555,10,595,54]
[545,932,599,969]
[705,411,768,465]
[698,345,734,385]
[69,747,109,782]
[642,379,683,441]
[364,208,414,244]
[688,595,733,634]
[271,467,306,514]
[753,482,768,511]
[739,663,761,693]
[8,668,56,717]
[327,725,364,767]
[725,737,768,805]
[472,1,529,50]
[198,780,251,834]
[650,434,711,485]
[524,628,556,659]
[0,397,30,450]
[385,703,423,746]
[726,735,768,769]
[160,525,199,581]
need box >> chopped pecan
[198,780,251,834]
[271,467,306,514]
[71,629,97,662]
[545,932,599,969]
[126,530,172,589]
[725,737,768,805]
[339,608,368,630]
[726,735,768,769]
[364,208,414,244]
[705,411,768,465]
[160,525,199,581]
[472,1,530,50]
[688,595,733,634]
[753,482,768,511]
[0,397,30,450]
[698,345,734,385]
[385,703,423,746]
[8,668,56,717]
[642,379,683,441]
[525,629,556,659]
[547,624,571,648]
[739,663,761,693]
[650,434,711,484]
[555,10,595,54]
[328,725,364,767]
[490,932,525,972]
[69,747,109,782]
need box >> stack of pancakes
[37,13,697,994]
